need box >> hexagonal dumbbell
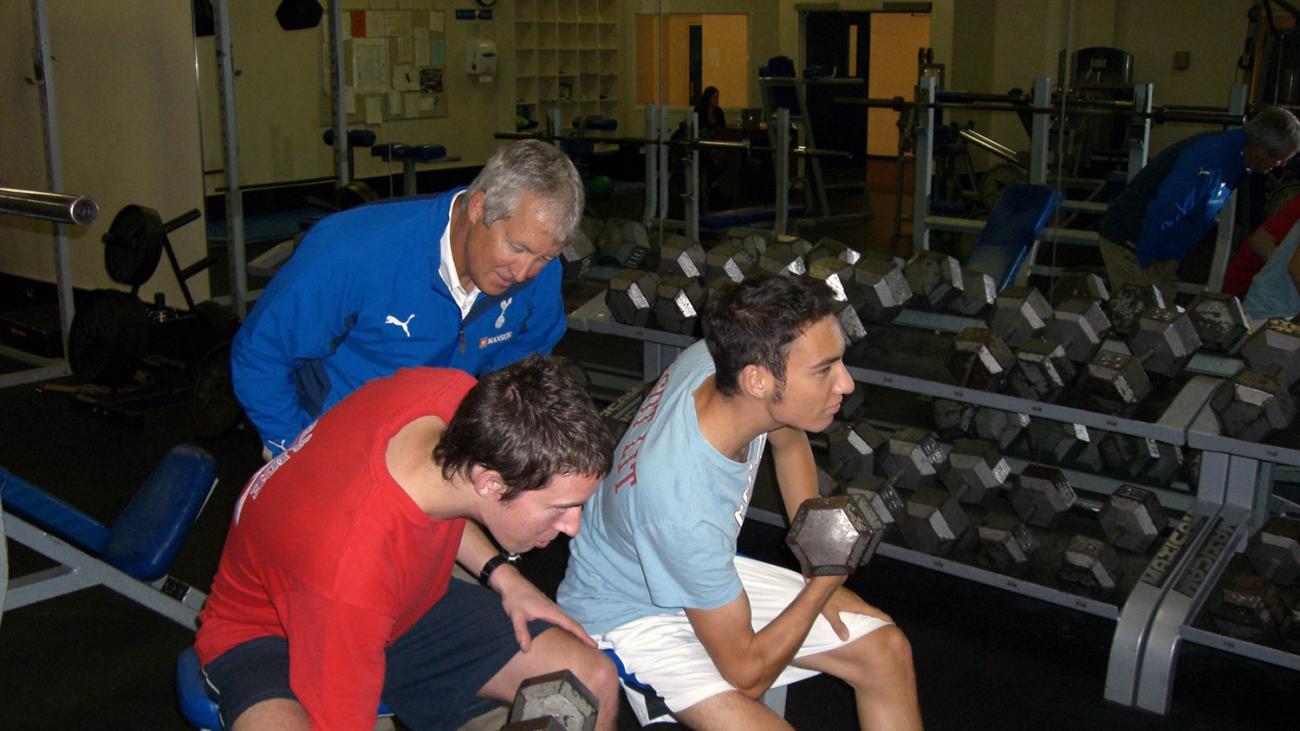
[1043,297,1112,364]
[1097,433,1173,480]
[785,494,887,575]
[976,512,1040,573]
[940,438,1012,505]
[1058,534,1122,593]
[986,285,1053,348]
[1008,338,1076,402]
[1051,270,1109,307]
[561,225,597,282]
[946,327,1015,392]
[1127,307,1202,379]
[1076,350,1152,416]
[827,418,887,481]
[806,237,862,265]
[605,269,659,326]
[1026,418,1091,464]
[652,276,705,335]
[852,255,913,324]
[597,218,652,268]
[900,487,971,555]
[506,670,600,731]
[1098,484,1167,553]
[757,242,807,278]
[973,407,1029,449]
[932,398,976,440]
[1245,516,1300,585]
[807,256,861,309]
[1241,317,1300,389]
[705,241,756,284]
[844,472,906,533]
[1107,283,1166,337]
[1210,370,1297,441]
[1186,292,1250,352]
[1208,573,1286,644]
[904,250,965,310]
[739,230,774,259]
[950,269,997,317]
[883,427,946,489]
[658,235,706,280]
[1010,464,1077,528]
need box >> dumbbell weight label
[1139,513,1203,589]
[673,291,697,318]
[1174,518,1236,598]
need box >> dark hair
[434,356,613,500]
[703,276,834,397]
[694,86,720,121]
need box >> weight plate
[68,289,148,386]
[102,204,165,286]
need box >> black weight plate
[103,204,165,286]
[190,342,243,438]
[68,289,148,386]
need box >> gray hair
[1244,106,1300,157]
[467,140,584,245]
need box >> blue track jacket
[231,189,567,454]
[1098,128,1246,267]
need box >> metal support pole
[642,104,658,226]
[214,0,247,317]
[911,75,937,253]
[1128,83,1153,180]
[685,112,700,242]
[775,108,791,236]
[1206,84,1248,293]
[1029,76,1052,185]
[658,104,670,222]
[30,0,74,355]
[329,0,348,187]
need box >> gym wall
[0,1,208,307]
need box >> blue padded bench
[176,647,393,729]
[1,444,217,629]
[964,182,1062,291]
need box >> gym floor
[1,160,1293,729]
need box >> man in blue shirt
[559,277,922,730]
[232,140,581,458]
[1098,106,1300,291]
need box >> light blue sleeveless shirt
[1245,218,1300,324]
[558,341,767,635]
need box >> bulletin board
[321,5,448,125]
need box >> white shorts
[595,555,892,725]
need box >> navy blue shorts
[202,579,551,728]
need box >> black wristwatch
[478,550,519,586]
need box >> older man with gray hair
[1098,106,1300,292]
[233,140,584,458]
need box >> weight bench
[176,646,394,729]
[372,143,448,196]
[963,182,1062,291]
[1,444,216,629]
[699,205,808,232]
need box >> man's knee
[569,646,620,702]
[850,625,915,682]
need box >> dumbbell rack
[566,293,1300,716]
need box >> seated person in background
[1097,106,1300,291]
[1240,205,1300,324]
[559,276,923,730]
[694,86,727,130]
[196,356,619,730]
[1221,193,1299,296]
[232,139,582,459]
